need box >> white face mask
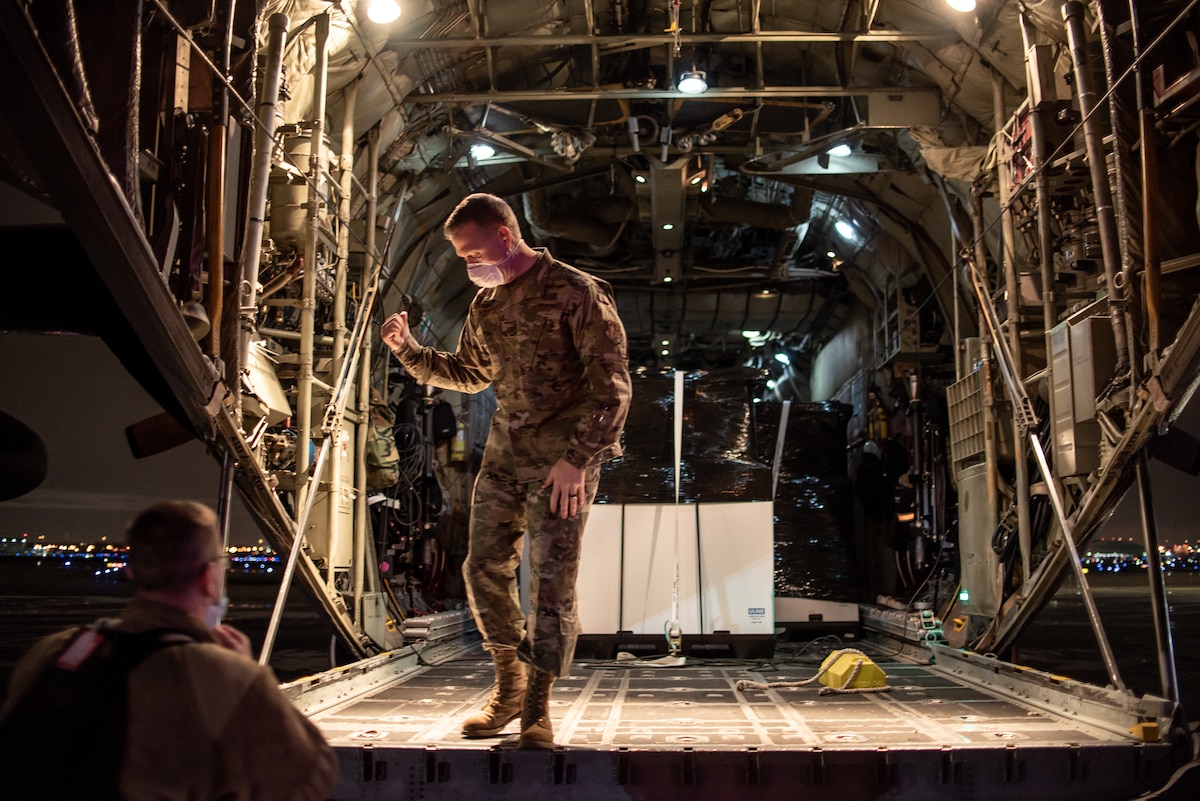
[466,237,522,288]
[204,594,229,629]
[204,555,228,628]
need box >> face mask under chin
[204,594,229,628]
[467,238,522,288]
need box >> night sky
[0,332,260,545]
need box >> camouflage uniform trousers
[464,463,601,677]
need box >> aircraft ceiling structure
[266,0,1063,387]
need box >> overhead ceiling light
[689,172,704,185]
[662,275,673,283]
[634,174,647,184]
[741,330,762,339]
[367,0,401,24]
[834,219,856,240]
[470,142,496,160]
[774,351,791,365]
[827,144,852,158]
[945,0,976,11]
[826,250,837,259]
[662,223,675,231]
[677,70,708,95]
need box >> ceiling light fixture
[945,0,976,11]
[367,0,401,24]
[662,223,675,231]
[678,70,708,95]
[826,250,837,259]
[828,144,852,158]
[470,142,496,160]
[834,219,856,240]
[634,174,647,184]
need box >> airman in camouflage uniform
[381,193,631,749]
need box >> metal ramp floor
[287,642,1187,801]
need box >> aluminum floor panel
[312,653,1129,749]
[307,645,1186,800]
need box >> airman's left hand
[544,458,585,519]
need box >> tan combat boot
[517,667,556,749]
[461,649,528,738]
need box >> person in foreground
[381,192,632,749]
[0,500,338,800]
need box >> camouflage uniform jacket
[397,249,632,481]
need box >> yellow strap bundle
[736,648,891,695]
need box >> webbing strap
[666,369,685,653]
[771,400,791,500]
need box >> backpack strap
[0,623,196,801]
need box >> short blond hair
[443,193,519,239]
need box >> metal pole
[324,78,357,588]
[993,70,1023,378]
[1028,435,1126,691]
[1129,0,1163,355]
[1062,0,1130,374]
[333,79,355,386]
[216,450,236,551]
[1134,450,1181,704]
[205,1,235,363]
[1018,11,1050,585]
[295,12,329,517]
[952,243,961,379]
[236,11,290,416]
[970,189,999,522]
[354,127,380,623]
[260,437,334,665]
[1094,0,1142,387]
